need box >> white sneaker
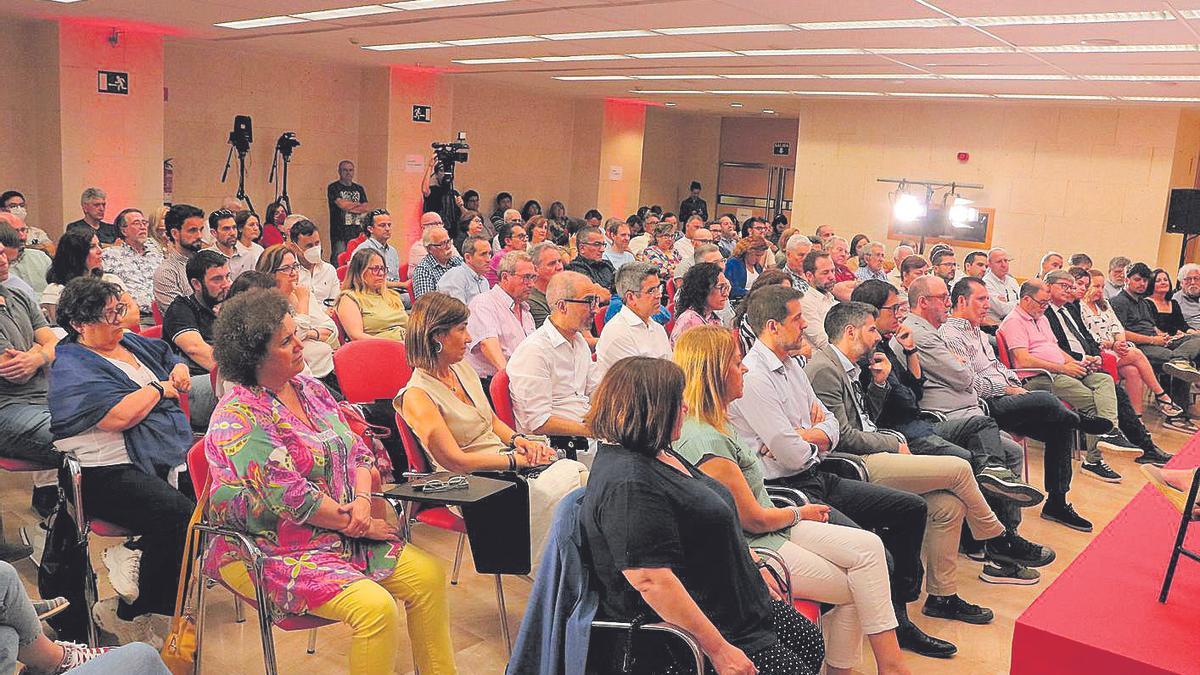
[102,544,141,603]
[90,598,167,649]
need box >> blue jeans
[0,561,41,672]
[69,643,171,674]
[0,402,56,465]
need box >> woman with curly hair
[670,262,730,345]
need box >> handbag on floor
[37,492,91,643]
[161,481,209,675]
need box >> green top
[673,417,790,550]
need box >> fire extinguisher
[163,158,174,205]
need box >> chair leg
[494,575,511,656]
[234,595,245,623]
[67,456,99,647]
[450,533,465,585]
[307,627,318,655]
[1160,475,1200,603]
[250,566,279,675]
[195,574,209,674]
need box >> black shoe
[31,486,56,520]
[1081,460,1123,483]
[976,466,1045,507]
[1075,412,1114,435]
[896,620,958,658]
[960,538,986,562]
[1136,446,1175,465]
[1040,501,1094,532]
[0,540,33,563]
[986,530,1056,568]
[922,594,994,625]
[1097,430,1139,451]
[979,561,1041,585]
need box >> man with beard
[163,249,232,429]
[930,249,960,288]
[206,209,255,280]
[799,250,839,349]
[152,204,206,311]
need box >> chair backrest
[490,369,516,428]
[399,263,410,283]
[593,309,606,336]
[332,339,412,403]
[186,438,208,497]
[337,250,351,267]
[151,301,163,324]
[141,324,163,339]
[994,329,1014,369]
[394,412,431,474]
[336,264,348,282]
[346,234,366,256]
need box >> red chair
[345,233,366,257]
[186,441,335,674]
[489,369,516,428]
[151,301,163,324]
[593,309,606,336]
[399,262,409,283]
[336,264,347,282]
[141,324,163,339]
[330,309,349,345]
[336,250,351,267]
[1100,349,1120,381]
[332,340,411,404]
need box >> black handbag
[37,493,93,642]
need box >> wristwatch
[148,381,166,399]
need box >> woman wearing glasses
[336,247,410,342]
[41,229,138,329]
[257,245,340,391]
[670,262,730,346]
[636,221,682,279]
[48,276,195,644]
[488,222,528,286]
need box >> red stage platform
[1012,439,1200,675]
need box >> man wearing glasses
[465,250,536,390]
[854,241,889,283]
[565,226,617,297]
[507,271,600,459]
[1175,264,1200,329]
[671,225,715,281]
[101,208,163,324]
[409,226,461,301]
[163,249,232,430]
[594,263,671,382]
[930,249,960,288]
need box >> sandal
[1155,393,1184,418]
[1141,465,1200,519]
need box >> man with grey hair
[672,225,715,280]
[1038,252,1064,279]
[854,241,888,282]
[672,214,706,262]
[565,225,617,295]
[406,211,445,270]
[65,186,118,245]
[1176,263,1200,329]
[983,247,1019,324]
[465,250,536,385]
[888,244,914,289]
[507,271,599,446]
[524,241,562,328]
[594,262,670,382]
[410,225,461,300]
[1104,255,1131,299]
[0,212,50,297]
[437,234,492,307]
[828,235,856,283]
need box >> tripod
[269,146,293,213]
[221,142,255,215]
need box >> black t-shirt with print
[327,181,368,241]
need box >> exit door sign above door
[98,70,129,95]
[773,142,790,156]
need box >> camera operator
[421,155,463,241]
[327,160,372,262]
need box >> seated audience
[152,204,206,312]
[358,209,407,291]
[259,202,287,247]
[234,210,264,271]
[601,218,635,271]
[464,251,536,384]
[507,271,598,445]
[1068,252,1092,270]
[437,234,492,307]
[406,211,445,271]
[205,288,456,675]
[827,237,856,283]
[897,255,928,293]
[854,242,888,282]
[49,276,194,642]
[411,226,462,300]
[673,326,907,675]
[887,245,914,288]
[65,187,118,245]
[490,192,513,229]
[671,215,705,263]
[582,356,825,674]
[42,230,138,330]
[929,249,959,288]
[1176,263,1200,329]
[670,262,730,345]
[781,233,813,290]
[488,221,528,286]
[524,242,561,328]
[397,292,586,566]
[1,191,51,250]
[594,263,670,382]
[545,201,568,242]
[1104,255,1130,299]
[290,219,341,308]
[963,251,988,279]
[1038,252,1064,278]
[258,245,340,392]
[0,222,36,302]
[454,210,485,255]
[526,215,552,248]
[799,250,838,349]
[1147,268,1194,335]
[725,238,769,301]
[637,221,683,280]
[101,208,163,323]
[564,226,616,298]
[848,234,870,269]
[672,224,715,281]
[741,217,776,268]
[983,248,1019,324]
[337,248,410,342]
[0,213,51,297]
[207,209,254,281]
[714,213,738,257]
[147,205,169,251]
[164,250,230,429]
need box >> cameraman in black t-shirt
[326,160,372,263]
[421,155,463,240]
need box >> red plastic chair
[186,441,335,674]
[345,233,366,257]
[336,250,351,267]
[593,310,606,336]
[489,369,516,428]
[141,324,163,339]
[399,262,409,283]
[332,339,412,404]
[336,264,347,282]
[1100,349,1120,380]
[151,301,163,324]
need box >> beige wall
[639,108,720,214]
[791,100,1189,278]
[0,19,62,233]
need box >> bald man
[407,211,448,270]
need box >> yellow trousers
[219,545,457,675]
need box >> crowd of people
[0,163,1195,674]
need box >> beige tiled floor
[1,418,1187,675]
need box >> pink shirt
[466,285,535,378]
[998,304,1065,376]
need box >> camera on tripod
[276,132,300,158]
[431,132,469,186]
[228,115,252,154]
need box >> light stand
[878,177,983,253]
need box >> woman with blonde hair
[336,247,410,342]
[672,326,909,675]
[147,205,170,251]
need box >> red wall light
[957,152,970,162]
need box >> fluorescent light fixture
[655,24,794,35]
[1121,96,1200,102]
[385,0,509,9]
[824,73,936,79]
[964,11,1172,26]
[871,46,1014,54]
[1085,74,1200,81]
[664,102,677,106]
[533,54,630,62]
[291,5,397,20]
[452,57,536,64]
[794,18,957,30]
[553,75,633,81]
[730,102,744,108]
[363,41,448,50]
[889,92,992,98]
[215,15,307,29]
[762,109,776,113]
[630,90,707,94]
[1182,9,1200,18]
[994,94,1113,100]
[708,90,790,95]
[540,30,655,40]
[46,0,85,3]
[1026,43,1195,52]
[628,51,738,59]
[630,74,723,80]
[793,90,883,96]
[446,35,543,46]
[942,73,1071,80]
[722,74,823,79]
[741,48,864,56]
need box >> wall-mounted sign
[98,70,128,95]
[772,142,790,156]
[412,105,432,123]
[608,165,623,181]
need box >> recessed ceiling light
[730,102,744,107]
[793,90,883,96]
[761,109,776,114]
[825,73,935,79]
[709,90,789,95]
[540,30,655,40]
[446,35,543,46]
[794,18,957,30]
[291,5,398,20]
[655,24,793,35]
[964,11,1171,26]
[871,46,1014,54]
[1027,43,1195,53]
[452,57,537,64]
[630,74,723,80]
[628,51,738,59]
[46,0,86,3]
[942,73,1072,80]
[889,92,992,98]
[722,74,823,79]
[553,75,633,81]
[533,54,631,62]
[384,0,509,9]
[363,41,448,51]
[1121,96,1200,102]
[215,15,308,29]
[1086,74,1200,81]
[741,48,864,56]
[664,101,677,106]
[994,94,1113,100]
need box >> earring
[434,341,443,354]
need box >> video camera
[431,132,469,186]
[228,115,253,154]
[276,132,300,158]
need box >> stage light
[948,197,978,228]
[893,193,926,223]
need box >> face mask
[7,206,26,221]
[304,245,324,265]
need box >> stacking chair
[332,339,412,404]
[489,369,516,428]
[995,329,1086,462]
[139,324,163,339]
[1154,469,1200,603]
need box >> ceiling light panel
[452,57,536,64]
[630,90,707,94]
[1027,43,1196,53]
[533,54,631,62]
[291,5,397,20]
[889,92,991,97]
[708,90,790,94]
[630,74,723,79]
[963,11,1172,26]
[629,51,738,59]
[215,15,307,29]
[655,24,794,35]
[942,73,1072,80]
[722,74,823,79]
[384,0,509,9]
[363,41,448,51]
[553,75,633,81]
[1121,96,1200,102]
[994,94,1113,100]
[794,18,958,30]
[793,91,883,96]
[740,48,865,56]
[824,73,936,79]
[446,35,543,46]
[540,30,656,40]
[1085,74,1200,81]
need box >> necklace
[435,370,461,394]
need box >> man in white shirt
[1176,263,1200,329]
[466,251,536,382]
[672,215,705,262]
[290,220,340,308]
[629,213,658,256]
[507,271,600,440]
[982,247,1019,324]
[671,227,715,281]
[437,235,492,307]
[594,262,671,382]
[1104,256,1130,299]
[602,219,635,271]
[406,211,445,270]
[799,250,838,349]
[888,244,914,289]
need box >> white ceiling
[11,0,1200,112]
